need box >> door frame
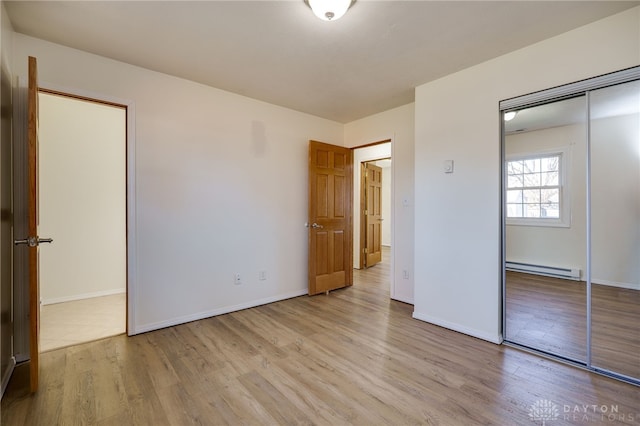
[13,80,137,363]
[351,139,394,298]
[500,66,640,386]
[38,87,130,327]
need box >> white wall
[12,34,343,334]
[591,113,640,289]
[345,103,415,304]
[39,93,127,304]
[351,142,390,269]
[414,7,640,343]
[506,123,587,275]
[505,114,640,290]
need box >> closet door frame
[500,66,640,386]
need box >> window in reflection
[504,96,587,363]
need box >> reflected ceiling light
[504,111,518,121]
[305,0,355,21]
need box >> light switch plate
[444,160,454,173]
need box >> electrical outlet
[234,273,242,285]
[259,271,267,281]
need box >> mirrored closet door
[503,96,588,363]
[502,67,640,385]
[590,79,640,380]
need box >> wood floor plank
[2,249,639,425]
[216,313,289,361]
[61,370,96,425]
[506,271,640,378]
[26,349,65,425]
[241,351,356,425]
[237,370,315,425]
[139,333,181,391]
[91,343,127,422]
[114,336,170,424]
[233,306,302,349]
[274,343,393,425]
[203,366,281,425]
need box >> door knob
[311,223,324,229]
[14,237,53,247]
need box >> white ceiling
[5,1,638,123]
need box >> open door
[308,141,353,295]
[14,56,51,392]
[27,55,41,393]
[363,163,382,268]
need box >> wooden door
[364,163,382,267]
[27,56,40,392]
[308,141,353,295]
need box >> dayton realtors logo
[529,399,637,424]
[529,399,560,425]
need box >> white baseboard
[42,288,126,306]
[131,288,308,335]
[592,278,639,291]
[1,356,16,399]
[391,295,413,305]
[412,311,503,344]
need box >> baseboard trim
[132,288,308,335]
[1,356,16,399]
[412,311,502,344]
[42,289,126,306]
[592,278,639,291]
[391,295,414,305]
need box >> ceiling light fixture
[504,111,518,121]
[305,0,356,21]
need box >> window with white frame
[506,151,569,226]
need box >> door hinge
[364,248,368,254]
[364,210,368,215]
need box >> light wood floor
[506,271,640,379]
[40,293,126,352]
[3,257,639,425]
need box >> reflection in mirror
[504,96,587,362]
[590,80,640,380]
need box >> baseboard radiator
[506,261,581,281]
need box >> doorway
[360,159,391,269]
[37,91,127,352]
[352,141,392,294]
